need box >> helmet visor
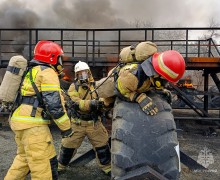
[77,70,89,81]
[141,57,157,77]
[58,55,63,65]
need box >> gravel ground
[0,124,110,180]
[0,109,220,180]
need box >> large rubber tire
[111,91,180,179]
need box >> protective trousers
[58,120,111,174]
[4,126,57,180]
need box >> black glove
[72,102,80,111]
[61,128,74,138]
[90,100,104,111]
[137,95,158,116]
[41,110,53,120]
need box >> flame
[62,72,73,82]
[176,76,194,88]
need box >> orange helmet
[152,50,185,82]
[34,40,64,65]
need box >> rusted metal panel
[186,57,220,70]
[188,57,220,62]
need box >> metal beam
[180,151,206,170]
[170,83,209,117]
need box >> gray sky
[111,0,220,27]
[0,0,220,28]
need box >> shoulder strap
[73,81,79,92]
[73,81,90,100]
[90,82,99,99]
[82,88,90,100]
[10,67,29,113]
[29,68,45,117]
[29,68,44,106]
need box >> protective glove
[72,102,80,111]
[90,99,104,111]
[98,97,114,108]
[61,128,74,138]
[136,94,158,116]
[41,109,53,120]
[162,89,172,104]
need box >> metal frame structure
[0,27,220,121]
[0,27,219,64]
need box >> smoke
[0,0,219,56]
[34,0,128,28]
[1,0,219,29]
[0,0,129,55]
[0,0,39,55]
[111,0,220,27]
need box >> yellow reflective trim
[117,79,128,95]
[102,164,111,174]
[11,116,50,124]
[117,79,130,99]
[11,106,49,124]
[41,84,60,91]
[54,114,69,125]
[103,167,111,174]
[21,68,39,96]
[158,53,178,79]
[121,64,138,71]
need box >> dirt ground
[0,109,220,180]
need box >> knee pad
[58,146,76,166]
[95,144,111,165]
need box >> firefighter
[57,61,111,175]
[115,50,185,115]
[4,41,73,180]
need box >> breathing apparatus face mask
[154,75,168,89]
[54,55,65,78]
[77,71,89,82]
[76,70,89,89]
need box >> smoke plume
[0,0,129,55]
[0,0,219,56]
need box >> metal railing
[0,27,220,67]
[1,27,220,120]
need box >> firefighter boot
[57,146,76,172]
[58,162,67,172]
[95,144,111,175]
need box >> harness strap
[78,114,94,120]
[29,68,45,117]
[72,109,99,121]
[29,68,44,105]
[7,66,21,75]
[21,96,42,117]
[21,96,40,105]
[74,81,96,100]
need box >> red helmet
[34,40,64,65]
[152,50,185,83]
